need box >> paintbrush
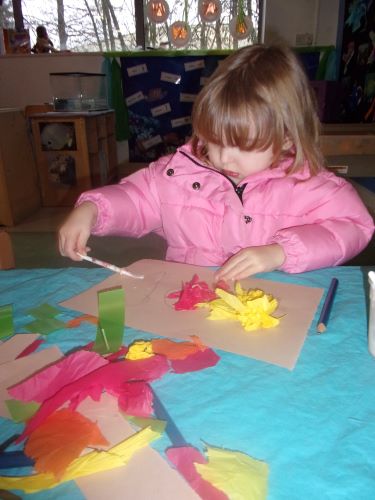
[77,253,144,279]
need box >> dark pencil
[151,388,188,447]
[317,278,339,333]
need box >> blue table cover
[0,266,374,499]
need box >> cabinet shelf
[30,111,118,207]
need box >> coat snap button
[192,182,201,190]
[166,168,174,176]
[244,215,252,224]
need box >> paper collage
[0,335,214,497]
[0,257,325,498]
[0,326,264,498]
[61,259,324,370]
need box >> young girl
[59,44,374,280]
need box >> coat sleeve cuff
[76,192,114,235]
[272,231,309,273]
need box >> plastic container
[49,72,108,112]
[368,271,375,357]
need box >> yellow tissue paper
[125,340,154,360]
[195,445,269,500]
[198,283,280,331]
[0,421,165,493]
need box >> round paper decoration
[168,21,191,48]
[229,14,253,40]
[146,0,170,24]
[198,0,222,23]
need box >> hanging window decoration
[169,0,191,48]
[168,21,191,48]
[198,0,222,23]
[229,0,253,40]
[146,0,170,24]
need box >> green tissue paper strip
[93,287,125,354]
[5,400,40,423]
[0,304,14,340]
[26,303,61,319]
[24,317,66,335]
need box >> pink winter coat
[78,143,374,273]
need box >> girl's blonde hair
[191,44,325,175]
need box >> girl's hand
[215,244,285,281]
[58,202,98,261]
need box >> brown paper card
[77,393,200,500]
[61,259,323,370]
[0,333,41,365]
[0,346,62,418]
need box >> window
[1,0,262,53]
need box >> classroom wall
[0,0,342,165]
[0,1,342,110]
[264,0,340,46]
[0,52,103,109]
[0,53,131,162]
[315,0,341,46]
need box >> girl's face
[206,143,274,182]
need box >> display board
[120,51,229,162]
[119,46,337,163]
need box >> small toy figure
[40,123,75,151]
[31,25,57,54]
[48,155,76,186]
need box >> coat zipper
[178,150,247,202]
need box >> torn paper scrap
[0,422,165,493]
[195,445,269,500]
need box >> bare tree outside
[0,0,14,29]
[84,0,103,51]
[56,0,68,49]
[6,1,260,52]
[11,0,24,30]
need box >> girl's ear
[282,137,293,151]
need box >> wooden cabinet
[0,108,41,226]
[0,230,14,269]
[30,111,118,206]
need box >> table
[0,266,374,499]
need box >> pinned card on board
[61,259,324,370]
